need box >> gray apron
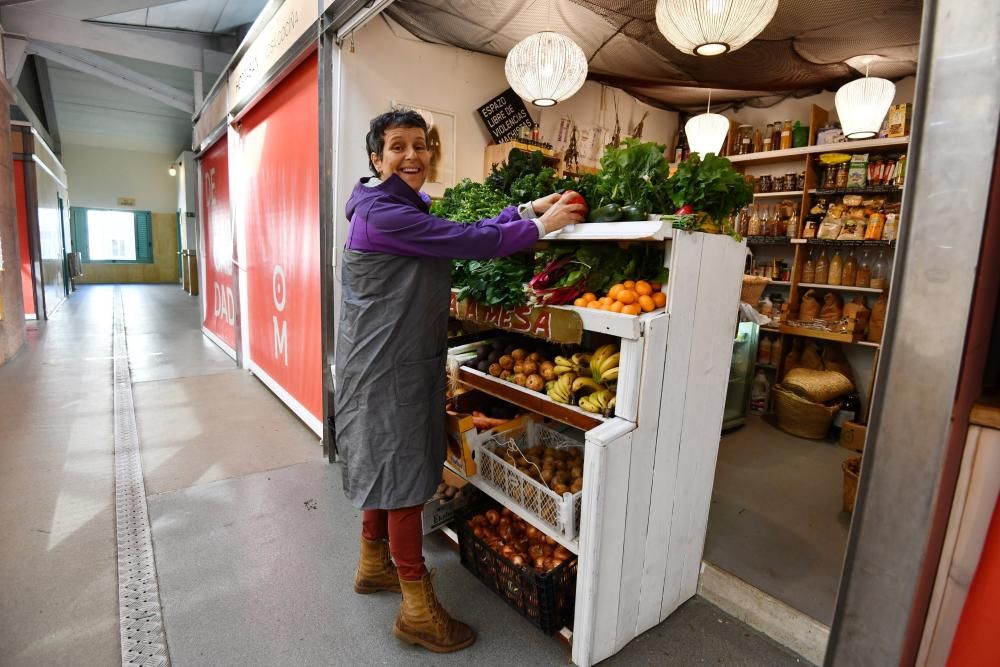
[334,249,451,509]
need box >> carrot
[472,415,510,430]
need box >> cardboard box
[422,467,472,534]
[887,103,912,138]
[444,390,527,477]
[840,421,867,452]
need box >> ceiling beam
[26,0,177,20]
[28,39,194,113]
[1,5,232,71]
[85,21,240,56]
[33,54,59,151]
[3,32,28,84]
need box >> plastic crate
[456,499,577,635]
[477,421,584,541]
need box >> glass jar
[763,124,773,152]
[737,125,753,155]
[786,214,799,238]
[780,120,793,150]
[835,163,850,189]
[785,172,797,191]
[823,165,837,189]
[797,172,806,191]
[771,122,782,150]
[759,174,773,193]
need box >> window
[70,207,153,263]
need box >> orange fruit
[583,292,597,303]
[600,296,613,305]
[574,297,588,307]
[623,280,636,290]
[610,301,624,313]
[635,280,653,296]
[617,289,637,305]
[638,295,656,312]
[600,302,613,311]
[622,304,641,316]
[653,292,667,308]
[608,284,624,300]
[587,300,602,309]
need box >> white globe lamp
[655,0,779,57]
[835,64,896,140]
[685,91,731,157]
[505,31,588,107]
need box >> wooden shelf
[754,190,804,198]
[542,217,673,241]
[798,282,885,294]
[810,186,903,196]
[779,324,861,344]
[458,367,605,431]
[727,137,910,166]
[792,238,896,248]
[745,236,793,246]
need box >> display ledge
[728,137,910,166]
[745,236,793,245]
[754,190,804,198]
[791,238,896,248]
[554,305,666,340]
[458,366,607,431]
[779,324,880,347]
[769,280,792,286]
[810,186,903,196]
[542,217,673,241]
[444,462,580,554]
[798,282,885,294]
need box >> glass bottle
[841,251,857,287]
[835,162,849,189]
[758,335,772,364]
[759,206,770,237]
[855,252,872,288]
[780,120,793,150]
[802,250,816,283]
[738,125,753,155]
[748,205,762,236]
[762,124,773,152]
[786,213,799,238]
[771,335,782,367]
[871,252,889,289]
[771,121,782,150]
[823,165,837,189]
[828,250,843,286]
[814,250,829,285]
[753,128,763,153]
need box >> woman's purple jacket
[344,174,540,258]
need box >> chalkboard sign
[477,89,535,144]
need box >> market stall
[11,121,70,320]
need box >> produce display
[497,442,585,495]
[572,279,667,315]
[466,506,575,573]
[462,338,620,416]
[666,153,754,234]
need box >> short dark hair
[366,109,428,176]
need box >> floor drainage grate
[113,288,170,666]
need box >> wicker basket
[783,368,854,403]
[741,275,770,305]
[773,383,840,439]
[842,456,862,513]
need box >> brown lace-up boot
[393,571,475,653]
[354,538,401,594]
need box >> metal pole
[826,0,1000,665]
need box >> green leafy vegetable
[664,153,753,229]
[486,148,549,198]
[430,178,508,223]
[594,139,673,213]
[452,255,534,308]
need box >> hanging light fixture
[506,31,588,107]
[655,0,779,57]
[168,164,177,177]
[685,90,730,157]
[835,57,895,140]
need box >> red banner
[14,163,34,317]
[200,136,236,351]
[238,56,321,424]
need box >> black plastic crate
[455,498,576,635]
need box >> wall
[335,16,679,236]
[1,94,26,363]
[721,77,917,132]
[74,212,179,284]
[62,143,180,284]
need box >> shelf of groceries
[727,136,910,165]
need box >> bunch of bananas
[544,344,620,417]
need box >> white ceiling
[2,0,270,156]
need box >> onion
[501,545,516,559]
[541,544,554,557]
[525,525,539,539]
[511,555,525,567]
[534,557,547,570]
[554,546,572,560]
[473,526,484,539]
[544,535,556,546]
[485,510,500,526]
[528,544,545,560]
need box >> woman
[335,109,585,654]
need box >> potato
[488,363,502,377]
[499,354,514,370]
[570,479,583,494]
[525,374,545,392]
[541,366,557,381]
[500,370,512,380]
[571,466,583,478]
[512,362,524,375]
[522,360,538,375]
[553,483,569,495]
[511,348,527,361]
[511,373,527,386]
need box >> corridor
[0,285,801,666]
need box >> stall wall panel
[200,137,236,352]
[240,56,321,428]
[14,162,33,317]
[0,113,26,362]
[34,166,66,315]
[947,497,1000,666]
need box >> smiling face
[371,126,430,192]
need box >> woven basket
[783,368,854,403]
[741,275,770,305]
[773,384,840,439]
[842,456,862,513]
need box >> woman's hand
[531,193,562,215]
[539,192,588,235]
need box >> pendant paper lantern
[835,75,896,140]
[686,112,730,157]
[505,31,588,107]
[655,0,779,56]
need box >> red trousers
[362,505,427,581]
